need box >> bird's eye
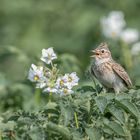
[101,50,105,53]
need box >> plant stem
[126,131,132,140]
[48,92,52,119]
[69,95,79,129]
[34,89,41,104]
[50,61,54,69]
[49,92,52,102]
[74,112,79,129]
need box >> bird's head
[91,42,112,61]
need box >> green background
[0,0,140,110]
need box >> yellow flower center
[34,75,39,81]
[63,88,68,94]
[60,80,64,86]
[68,76,72,82]
[48,54,52,60]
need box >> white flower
[40,48,57,64]
[28,64,44,82]
[36,82,46,88]
[131,42,140,55]
[28,64,47,88]
[56,72,79,90]
[59,88,74,96]
[43,86,58,93]
[120,28,139,44]
[101,11,126,39]
[63,72,79,89]
[55,76,68,89]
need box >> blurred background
[0,0,140,112]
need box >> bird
[90,42,132,93]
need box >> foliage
[0,85,140,140]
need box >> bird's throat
[95,57,111,65]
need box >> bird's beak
[90,50,99,58]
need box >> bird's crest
[97,42,109,50]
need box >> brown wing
[112,62,132,87]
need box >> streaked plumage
[91,42,132,93]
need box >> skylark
[91,42,132,93]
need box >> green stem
[126,131,132,140]
[48,92,52,119]
[34,89,41,104]
[49,92,52,102]
[69,95,79,128]
[74,112,79,129]
[50,61,54,69]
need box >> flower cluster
[101,11,126,39]
[100,11,139,44]
[28,48,79,95]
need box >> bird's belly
[96,72,115,87]
[94,68,123,88]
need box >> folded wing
[112,62,132,87]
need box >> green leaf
[95,96,108,113]
[59,103,73,126]
[108,105,125,124]
[44,102,59,115]
[28,127,45,140]
[77,86,96,93]
[72,93,91,113]
[103,119,126,136]
[46,102,58,110]
[104,92,115,100]
[115,94,131,100]
[85,127,102,140]
[71,129,83,140]
[47,122,72,140]
[81,100,90,113]
[0,121,15,131]
[116,99,140,123]
[8,115,20,121]
[103,126,114,135]
[114,138,125,140]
